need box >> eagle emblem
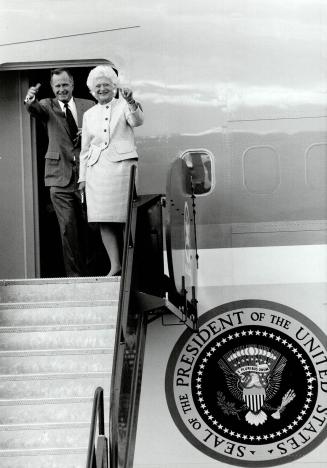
[218,345,295,426]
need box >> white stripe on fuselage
[197,244,327,286]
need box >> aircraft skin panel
[138,117,327,249]
[196,245,327,287]
[134,245,327,467]
[135,282,327,467]
[191,222,327,249]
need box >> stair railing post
[86,387,108,468]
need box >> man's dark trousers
[50,166,87,277]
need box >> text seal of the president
[165,300,327,466]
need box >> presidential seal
[165,300,327,466]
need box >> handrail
[109,165,165,468]
[108,163,196,468]
[85,170,137,468]
[86,159,199,467]
[109,164,137,468]
[118,164,137,304]
[86,386,108,468]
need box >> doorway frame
[0,59,112,278]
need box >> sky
[1,0,327,134]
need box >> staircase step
[0,323,115,333]
[0,277,120,303]
[0,374,111,399]
[0,327,115,350]
[0,449,87,468]
[0,398,109,424]
[0,347,112,357]
[0,301,118,326]
[0,351,113,374]
[0,423,109,450]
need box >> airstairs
[0,277,119,468]
[0,164,198,468]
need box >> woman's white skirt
[85,156,137,223]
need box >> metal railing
[87,164,198,468]
[109,165,165,468]
[86,386,108,468]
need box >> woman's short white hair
[86,65,119,91]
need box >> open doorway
[27,66,110,277]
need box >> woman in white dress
[78,65,144,276]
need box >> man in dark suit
[25,68,94,276]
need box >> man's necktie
[64,103,78,140]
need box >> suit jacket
[79,97,144,182]
[26,97,94,187]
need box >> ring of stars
[194,328,316,443]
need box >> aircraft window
[305,143,327,189]
[242,145,280,194]
[181,149,215,196]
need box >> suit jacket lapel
[52,98,65,116]
[75,98,84,128]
